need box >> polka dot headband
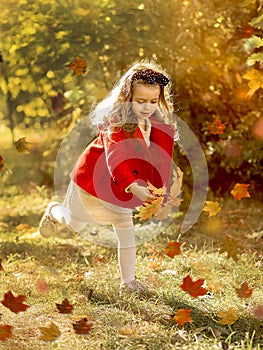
[131,68,169,87]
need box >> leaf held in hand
[202,201,221,217]
[66,56,88,75]
[180,275,208,298]
[72,317,92,334]
[14,137,32,153]
[217,307,239,325]
[134,196,164,221]
[164,241,181,258]
[56,298,74,314]
[231,183,250,200]
[235,282,253,298]
[1,291,29,314]
[39,322,61,341]
[173,309,192,325]
[0,325,13,341]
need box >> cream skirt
[63,180,132,226]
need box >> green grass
[0,128,262,349]
[0,183,262,350]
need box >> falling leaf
[39,322,61,341]
[219,237,241,261]
[0,156,5,172]
[231,183,250,200]
[243,69,263,98]
[66,56,88,75]
[50,92,67,111]
[217,307,239,325]
[56,298,74,314]
[235,282,253,298]
[173,309,193,326]
[164,241,182,258]
[1,291,29,314]
[253,304,263,320]
[72,317,92,334]
[145,243,164,269]
[14,137,32,154]
[0,325,13,341]
[0,259,4,272]
[36,280,50,293]
[180,275,208,298]
[207,116,226,135]
[202,201,221,217]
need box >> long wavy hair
[90,59,175,132]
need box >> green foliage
[0,0,262,195]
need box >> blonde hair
[90,59,175,131]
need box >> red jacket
[71,116,175,209]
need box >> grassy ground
[0,128,262,349]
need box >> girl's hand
[129,183,155,202]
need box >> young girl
[39,59,176,296]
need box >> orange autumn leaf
[66,56,88,75]
[134,196,164,221]
[253,304,263,320]
[36,280,50,293]
[164,241,182,258]
[235,282,253,298]
[56,298,74,314]
[0,156,5,172]
[1,291,29,314]
[180,275,208,298]
[231,183,250,200]
[14,137,32,154]
[147,180,166,197]
[217,307,239,325]
[207,116,226,135]
[145,243,164,269]
[72,317,92,334]
[39,322,61,341]
[0,325,13,341]
[173,309,192,326]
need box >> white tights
[50,205,136,284]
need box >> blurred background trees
[0,0,262,198]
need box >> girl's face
[131,84,160,124]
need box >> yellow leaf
[147,180,166,196]
[202,201,221,217]
[39,322,61,341]
[134,196,163,221]
[243,69,263,98]
[14,137,32,154]
[217,307,239,325]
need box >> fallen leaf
[0,156,5,172]
[56,298,74,314]
[217,307,239,325]
[1,291,29,314]
[164,241,182,258]
[202,201,221,217]
[66,56,88,75]
[39,322,61,341]
[219,237,241,261]
[72,317,92,334]
[253,304,263,320]
[235,282,253,298]
[0,325,13,341]
[231,183,250,200]
[145,243,164,269]
[208,116,226,135]
[36,280,50,293]
[180,275,208,298]
[173,309,192,326]
[14,137,32,153]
